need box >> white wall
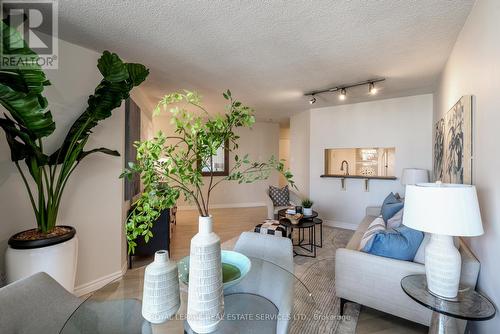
[153,116,279,211]
[434,0,500,331]
[279,127,290,187]
[0,39,128,292]
[293,94,433,227]
[289,110,311,197]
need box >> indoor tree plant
[122,90,294,331]
[0,20,149,291]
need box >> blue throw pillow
[381,192,404,222]
[364,225,424,261]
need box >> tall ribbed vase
[187,216,224,333]
[142,250,180,324]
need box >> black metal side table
[277,208,318,221]
[313,218,323,248]
[401,274,496,334]
[279,219,316,258]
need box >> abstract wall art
[433,95,472,184]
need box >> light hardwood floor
[131,206,427,334]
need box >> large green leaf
[97,51,129,82]
[0,115,47,162]
[0,21,55,138]
[49,51,149,164]
[78,147,120,161]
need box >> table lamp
[401,168,429,186]
[403,183,483,299]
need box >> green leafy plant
[0,20,149,234]
[122,90,295,253]
[301,198,314,208]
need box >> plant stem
[14,161,38,217]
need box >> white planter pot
[187,216,224,333]
[5,227,78,293]
[303,208,313,216]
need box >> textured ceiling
[57,0,474,122]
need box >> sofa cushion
[269,185,289,206]
[381,192,404,222]
[358,217,386,251]
[364,225,424,261]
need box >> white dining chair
[226,232,294,334]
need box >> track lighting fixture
[339,88,347,100]
[304,78,385,104]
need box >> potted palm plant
[0,21,149,291]
[122,90,294,332]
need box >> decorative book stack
[186,216,224,333]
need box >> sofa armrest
[335,247,431,325]
[366,206,381,217]
[264,189,275,219]
[458,239,480,289]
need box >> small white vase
[303,207,313,216]
[142,250,180,324]
[187,216,224,333]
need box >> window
[198,140,229,176]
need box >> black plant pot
[8,225,76,250]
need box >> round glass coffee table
[60,257,315,334]
[401,274,496,334]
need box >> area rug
[222,226,361,334]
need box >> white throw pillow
[387,208,404,229]
[358,216,386,251]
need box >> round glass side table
[401,274,496,334]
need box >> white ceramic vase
[142,250,180,324]
[187,216,224,333]
[5,233,78,293]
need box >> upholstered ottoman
[254,220,288,237]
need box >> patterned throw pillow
[358,217,386,251]
[269,185,289,206]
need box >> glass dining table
[60,256,316,334]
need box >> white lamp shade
[401,168,429,185]
[403,183,483,236]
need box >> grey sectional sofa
[335,206,480,332]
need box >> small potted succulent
[302,198,314,216]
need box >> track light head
[309,96,316,104]
[339,88,346,100]
[369,82,377,95]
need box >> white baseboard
[74,261,128,297]
[323,219,358,231]
[177,202,266,211]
